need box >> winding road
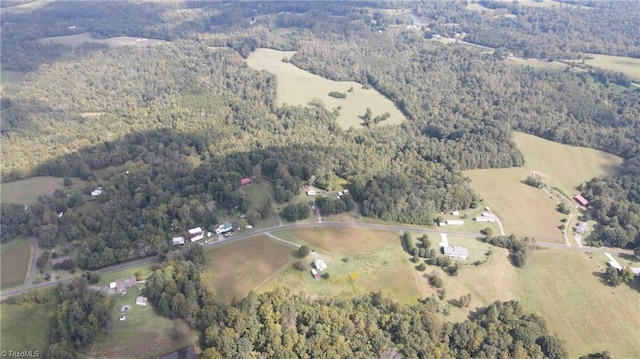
[1,220,633,300]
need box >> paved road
[1,221,633,300]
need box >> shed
[451,210,460,216]
[241,178,252,186]
[446,220,464,225]
[630,267,640,277]
[443,246,468,260]
[109,282,117,289]
[136,296,148,306]
[91,188,103,197]
[306,189,316,196]
[172,236,185,245]
[310,268,319,279]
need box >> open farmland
[582,54,640,81]
[36,32,167,48]
[84,285,197,359]
[516,250,640,358]
[465,167,564,241]
[0,236,32,290]
[0,301,56,355]
[261,228,424,303]
[513,131,622,194]
[0,176,87,204]
[205,235,293,304]
[245,48,406,129]
[0,0,54,14]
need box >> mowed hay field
[435,247,640,358]
[0,301,56,355]
[583,54,640,81]
[205,236,293,304]
[84,286,197,359]
[36,32,167,48]
[514,132,623,194]
[465,167,564,241]
[245,48,406,129]
[0,176,87,204]
[261,228,424,303]
[0,236,32,289]
[515,250,640,358]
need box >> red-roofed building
[240,178,252,186]
[574,195,589,206]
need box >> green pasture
[82,287,197,359]
[1,176,88,205]
[513,131,622,194]
[464,167,565,241]
[0,236,32,290]
[245,48,406,130]
[0,301,56,355]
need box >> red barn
[240,178,252,186]
[574,195,589,206]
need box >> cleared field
[262,228,424,303]
[0,0,54,14]
[36,32,167,48]
[0,176,87,204]
[583,54,640,81]
[465,167,564,241]
[0,301,56,355]
[84,286,197,359]
[506,57,573,71]
[0,236,32,289]
[245,48,406,129]
[205,236,293,304]
[514,131,622,194]
[1,70,25,92]
[516,250,640,358]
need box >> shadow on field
[592,271,609,286]
[618,253,637,262]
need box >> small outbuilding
[306,189,316,196]
[574,195,589,207]
[172,236,185,245]
[446,220,464,225]
[314,259,327,272]
[91,188,103,197]
[241,178,252,186]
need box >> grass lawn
[0,70,25,92]
[205,235,294,305]
[0,301,56,355]
[582,54,640,81]
[0,236,32,289]
[505,57,575,72]
[245,48,406,130]
[263,228,424,303]
[464,167,564,241]
[97,263,157,287]
[240,181,282,228]
[36,32,168,48]
[0,176,88,204]
[82,287,197,359]
[513,132,623,194]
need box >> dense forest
[1,1,638,263]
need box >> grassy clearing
[240,181,282,228]
[0,301,56,355]
[513,131,622,194]
[582,54,640,81]
[0,236,32,290]
[506,57,574,72]
[263,228,424,303]
[36,32,168,48]
[0,70,26,92]
[516,250,640,358]
[0,176,88,204]
[83,286,197,359]
[0,0,54,14]
[465,167,564,241]
[205,236,293,305]
[245,48,406,130]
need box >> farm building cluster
[172,223,235,246]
